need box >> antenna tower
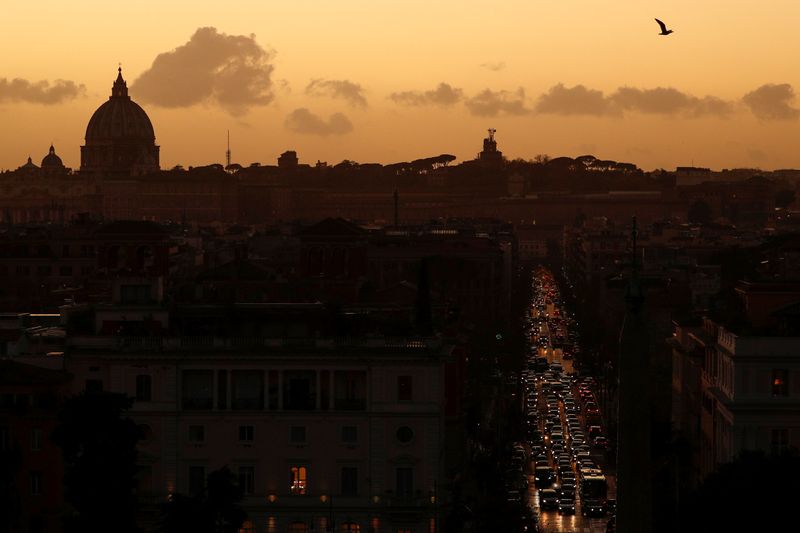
[226,130,231,169]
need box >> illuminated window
[290,465,308,495]
[340,523,360,532]
[288,522,308,533]
[266,517,278,533]
[772,369,789,396]
[238,520,256,533]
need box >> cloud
[305,79,367,108]
[465,88,530,116]
[481,61,506,72]
[0,78,85,104]
[536,84,615,116]
[284,108,353,136]
[389,83,464,107]
[535,83,733,117]
[610,87,733,117]
[131,27,275,116]
[742,83,799,120]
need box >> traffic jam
[511,267,616,533]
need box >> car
[534,466,555,487]
[588,426,604,440]
[606,516,616,533]
[539,489,559,510]
[606,498,617,514]
[593,436,609,450]
[557,498,576,514]
[582,499,606,517]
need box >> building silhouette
[80,68,160,177]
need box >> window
[239,520,256,533]
[340,523,360,533]
[238,466,255,495]
[772,369,789,396]
[771,429,789,454]
[0,426,9,451]
[284,371,317,410]
[396,467,413,497]
[396,426,414,444]
[341,425,358,443]
[189,466,206,495]
[232,370,264,410]
[288,523,308,533]
[136,465,153,495]
[334,371,366,410]
[239,425,254,443]
[182,370,213,409]
[59,265,73,277]
[290,466,308,495]
[397,376,413,402]
[85,379,103,393]
[31,428,42,451]
[188,425,205,443]
[290,426,306,444]
[268,370,279,410]
[341,467,358,496]
[320,370,330,410]
[30,472,42,495]
[217,370,228,410]
[136,375,152,402]
[120,284,150,304]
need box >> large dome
[85,69,155,143]
[80,67,160,176]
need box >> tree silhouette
[51,392,142,533]
[159,466,246,533]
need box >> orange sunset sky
[2,0,800,171]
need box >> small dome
[84,67,156,143]
[41,144,64,168]
[20,156,39,170]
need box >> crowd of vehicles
[515,267,616,530]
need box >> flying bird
[655,18,674,35]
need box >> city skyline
[2,1,800,171]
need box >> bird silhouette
[655,18,674,35]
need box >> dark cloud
[0,78,85,104]
[389,83,464,107]
[535,83,733,117]
[536,84,614,116]
[610,87,733,117]
[465,88,529,116]
[481,61,506,72]
[305,79,367,108]
[742,83,799,120]
[131,27,275,116]
[284,108,353,136]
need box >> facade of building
[670,281,800,486]
[62,282,452,533]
